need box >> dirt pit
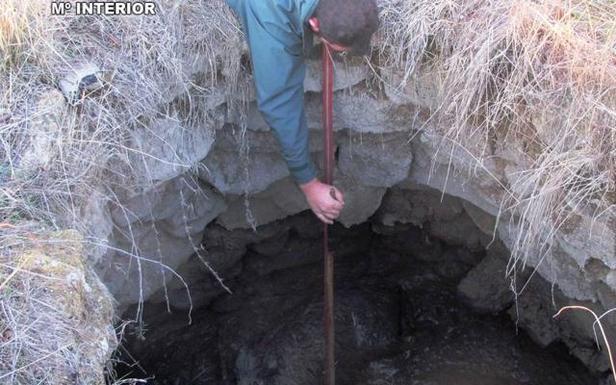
[114,214,598,385]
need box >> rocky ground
[86,52,614,377]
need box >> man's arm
[236,2,316,184]
[231,1,344,222]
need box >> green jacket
[225,0,319,184]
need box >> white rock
[128,114,217,184]
[217,177,309,229]
[458,244,516,313]
[58,62,104,105]
[96,175,226,306]
[305,92,417,133]
[338,131,412,187]
[336,172,387,227]
[199,128,290,195]
[20,90,67,171]
[304,58,369,92]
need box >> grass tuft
[378,0,615,272]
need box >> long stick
[322,42,335,385]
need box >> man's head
[309,0,379,55]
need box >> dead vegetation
[0,0,615,383]
[378,0,615,271]
[0,1,243,383]
[0,229,116,384]
[555,305,616,384]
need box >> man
[224,0,379,224]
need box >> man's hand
[299,178,345,225]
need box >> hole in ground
[113,212,598,385]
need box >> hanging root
[554,305,616,383]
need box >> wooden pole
[321,42,335,385]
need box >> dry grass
[0,229,116,384]
[554,305,616,383]
[0,1,244,383]
[1,0,244,232]
[378,0,616,271]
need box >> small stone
[58,62,104,105]
[457,244,516,313]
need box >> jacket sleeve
[235,2,317,184]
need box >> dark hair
[313,0,379,55]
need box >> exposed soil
[115,219,597,385]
